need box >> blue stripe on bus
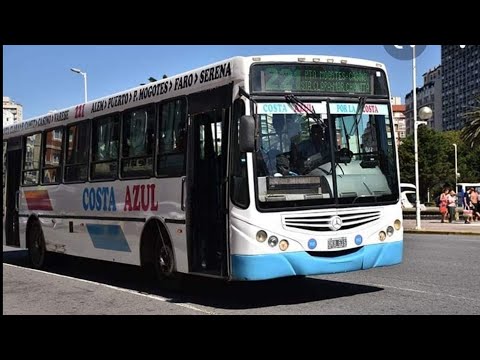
[231,241,403,281]
[86,224,131,252]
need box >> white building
[3,97,23,127]
[391,97,407,145]
[404,66,442,135]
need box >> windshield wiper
[285,94,326,129]
[341,117,351,152]
[349,96,367,137]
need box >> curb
[405,230,480,237]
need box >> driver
[291,124,328,173]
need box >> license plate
[328,237,347,249]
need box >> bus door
[186,84,232,276]
[4,137,22,247]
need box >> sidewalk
[403,218,480,236]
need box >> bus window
[65,122,90,183]
[42,128,63,184]
[157,98,186,177]
[22,132,42,186]
[121,105,155,178]
[91,115,119,180]
[230,99,249,208]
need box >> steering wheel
[336,148,353,164]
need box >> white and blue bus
[3,55,403,281]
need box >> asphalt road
[3,233,480,315]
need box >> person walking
[439,187,449,223]
[446,189,457,223]
[470,188,479,221]
[463,187,473,224]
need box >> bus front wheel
[28,221,46,269]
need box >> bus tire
[28,221,47,269]
[141,220,176,282]
[153,233,175,281]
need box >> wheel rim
[30,228,44,267]
[157,243,173,276]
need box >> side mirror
[239,115,257,153]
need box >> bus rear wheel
[28,222,46,269]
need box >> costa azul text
[82,184,159,212]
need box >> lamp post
[414,103,432,230]
[453,143,458,194]
[70,68,88,103]
[412,45,421,229]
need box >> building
[442,45,480,131]
[391,97,407,145]
[3,97,23,127]
[405,66,442,135]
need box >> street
[3,233,480,315]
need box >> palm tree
[461,95,480,148]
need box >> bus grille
[283,210,382,232]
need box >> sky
[3,45,441,120]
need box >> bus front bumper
[231,241,403,281]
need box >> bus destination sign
[251,64,387,95]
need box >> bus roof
[3,55,387,139]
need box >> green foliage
[461,95,480,148]
[398,127,480,202]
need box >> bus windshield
[255,100,399,209]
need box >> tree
[398,128,480,203]
[461,95,480,148]
[398,135,415,183]
[417,126,452,201]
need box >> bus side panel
[17,178,187,269]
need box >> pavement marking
[3,263,216,315]
[405,234,480,242]
[362,281,479,302]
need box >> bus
[457,182,480,200]
[3,55,403,282]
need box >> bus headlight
[268,236,279,247]
[387,226,395,237]
[394,219,402,231]
[279,240,289,251]
[256,230,267,243]
[379,231,387,242]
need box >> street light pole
[412,46,422,229]
[453,143,458,193]
[70,68,88,103]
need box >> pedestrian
[439,187,449,223]
[463,187,473,224]
[446,189,457,223]
[470,188,479,221]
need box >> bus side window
[121,105,155,178]
[91,115,119,180]
[157,98,187,177]
[42,128,63,184]
[65,122,90,183]
[22,132,42,186]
